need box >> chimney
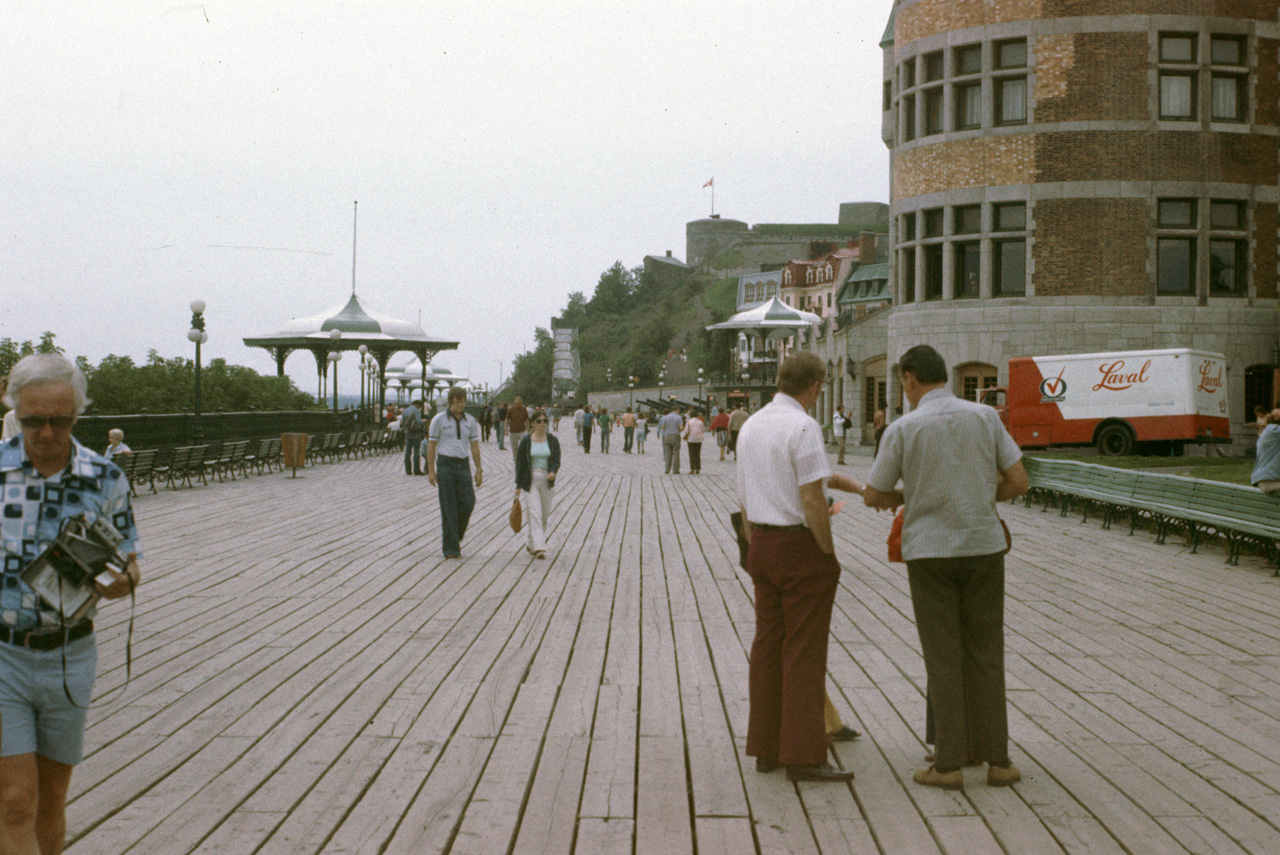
[859,230,877,262]
[666,250,672,257]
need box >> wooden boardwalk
[64,432,1280,854]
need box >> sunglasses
[533,417,548,423]
[19,415,75,430]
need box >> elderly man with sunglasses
[0,354,141,855]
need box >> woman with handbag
[514,410,560,559]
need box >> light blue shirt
[1252,424,1280,486]
[530,440,551,470]
[0,436,140,630]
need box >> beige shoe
[913,765,963,790]
[987,763,1021,786]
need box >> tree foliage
[504,259,724,403]
[1,332,316,414]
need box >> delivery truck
[977,348,1230,456]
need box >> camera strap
[56,565,136,710]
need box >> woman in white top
[682,408,707,474]
[514,410,561,559]
[635,412,648,455]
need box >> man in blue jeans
[427,387,484,558]
[401,398,425,474]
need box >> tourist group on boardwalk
[378,342,1030,793]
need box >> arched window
[955,362,999,402]
[784,269,793,285]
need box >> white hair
[3,353,91,414]
[109,428,124,441]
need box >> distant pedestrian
[401,398,426,475]
[1252,409,1280,496]
[574,406,585,446]
[621,407,636,453]
[515,409,560,559]
[659,406,683,473]
[506,396,530,459]
[683,408,706,474]
[550,405,562,431]
[495,402,508,450]
[832,405,850,465]
[427,386,484,559]
[104,428,132,461]
[581,406,595,453]
[636,411,648,454]
[599,407,612,454]
[873,408,887,458]
[710,409,730,460]
[480,405,493,442]
[0,375,17,441]
[728,402,749,460]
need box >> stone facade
[797,2,1280,454]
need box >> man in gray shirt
[864,344,1028,791]
[658,406,684,474]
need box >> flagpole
[351,200,358,297]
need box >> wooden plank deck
[62,433,1280,854]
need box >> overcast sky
[0,1,892,396]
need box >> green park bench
[119,449,158,496]
[1023,457,1280,573]
[157,444,209,489]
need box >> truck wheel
[1096,424,1134,456]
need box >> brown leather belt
[0,621,93,651]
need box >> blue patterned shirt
[0,435,141,630]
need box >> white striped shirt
[868,388,1021,561]
[736,393,831,526]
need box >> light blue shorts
[0,633,97,765]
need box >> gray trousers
[906,552,1008,773]
[662,434,681,473]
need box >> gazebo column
[310,347,329,403]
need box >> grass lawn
[1026,450,1255,485]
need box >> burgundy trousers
[745,527,841,766]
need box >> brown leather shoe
[913,765,963,790]
[755,757,780,773]
[987,763,1021,786]
[828,726,861,742]
[786,763,854,782]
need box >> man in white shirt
[736,352,854,783]
[832,405,850,465]
[864,344,1028,791]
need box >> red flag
[702,177,713,188]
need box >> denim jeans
[404,434,423,474]
[436,456,475,557]
[623,426,634,452]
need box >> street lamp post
[629,378,635,409]
[187,300,208,443]
[329,329,342,414]
[358,344,368,418]
[697,367,704,408]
